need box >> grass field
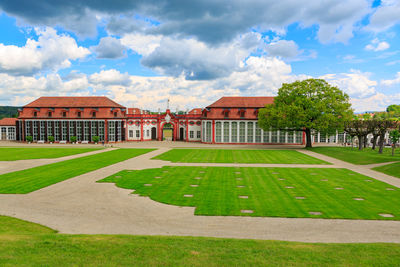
[153,149,328,164]
[0,149,154,194]
[100,166,400,220]
[374,162,400,179]
[1,216,400,266]
[309,147,400,165]
[0,147,102,161]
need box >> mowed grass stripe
[309,147,400,165]
[100,166,400,220]
[153,149,329,164]
[0,149,154,194]
[0,147,102,161]
[2,216,400,266]
[373,162,400,179]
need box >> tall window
[7,127,15,140]
[190,131,194,138]
[136,130,140,138]
[77,121,82,141]
[197,131,201,139]
[84,121,90,141]
[108,121,115,141]
[215,122,222,143]
[25,121,31,139]
[91,121,96,139]
[223,122,229,143]
[98,121,104,141]
[271,131,278,143]
[239,122,245,143]
[255,122,262,143]
[62,121,67,141]
[263,129,269,143]
[117,121,122,141]
[287,131,294,143]
[279,131,286,143]
[33,121,38,141]
[40,121,45,140]
[247,122,253,143]
[231,122,237,143]
[54,121,60,141]
[129,130,133,138]
[70,121,75,140]
[206,121,212,143]
[47,121,52,138]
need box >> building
[0,118,17,141]
[2,95,307,145]
[17,97,126,143]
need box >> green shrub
[92,136,99,143]
[48,136,54,142]
[70,136,77,143]
[26,136,33,142]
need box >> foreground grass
[1,216,400,266]
[0,149,154,194]
[374,162,400,179]
[0,147,102,161]
[309,147,400,165]
[100,166,400,220]
[153,149,328,164]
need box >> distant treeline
[0,106,19,119]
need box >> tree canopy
[258,78,353,147]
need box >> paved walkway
[0,145,400,243]
[0,148,116,175]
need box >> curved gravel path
[0,145,400,243]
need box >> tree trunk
[358,135,363,150]
[363,135,368,148]
[305,128,312,148]
[372,135,377,150]
[378,134,385,154]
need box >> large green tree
[258,79,353,148]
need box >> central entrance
[162,123,173,141]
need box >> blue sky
[0,0,399,112]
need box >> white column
[317,132,320,143]
[336,131,339,144]
[269,128,272,143]
[253,122,256,143]
[285,131,288,143]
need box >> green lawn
[0,147,102,161]
[153,149,329,164]
[0,149,154,194]
[100,166,400,220]
[1,216,400,266]
[309,147,400,165]
[374,162,400,179]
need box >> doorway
[151,127,157,140]
[179,128,184,141]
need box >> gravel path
[0,144,400,243]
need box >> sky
[0,0,399,112]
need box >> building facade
[0,118,17,141]
[5,95,307,145]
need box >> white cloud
[89,69,131,86]
[365,38,390,51]
[266,40,300,58]
[368,0,400,32]
[121,33,162,56]
[320,70,377,97]
[92,36,126,59]
[381,72,400,86]
[351,92,400,112]
[0,27,90,75]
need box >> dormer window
[62,111,67,118]
[48,112,52,117]
[239,109,246,118]
[77,112,81,118]
[92,111,96,118]
[34,111,37,117]
[223,109,230,118]
[114,112,118,117]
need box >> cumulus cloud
[92,36,126,59]
[368,0,400,32]
[0,0,371,44]
[89,69,132,86]
[0,27,90,75]
[266,40,300,58]
[122,32,262,80]
[381,72,400,86]
[320,70,377,98]
[351,92,400,112]
[365,38,390,52]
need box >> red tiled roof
[128,108,142,114]
[207,97,274,108]
[24,96,125,108]
[0,118,17,126]
[188,108,202,114]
